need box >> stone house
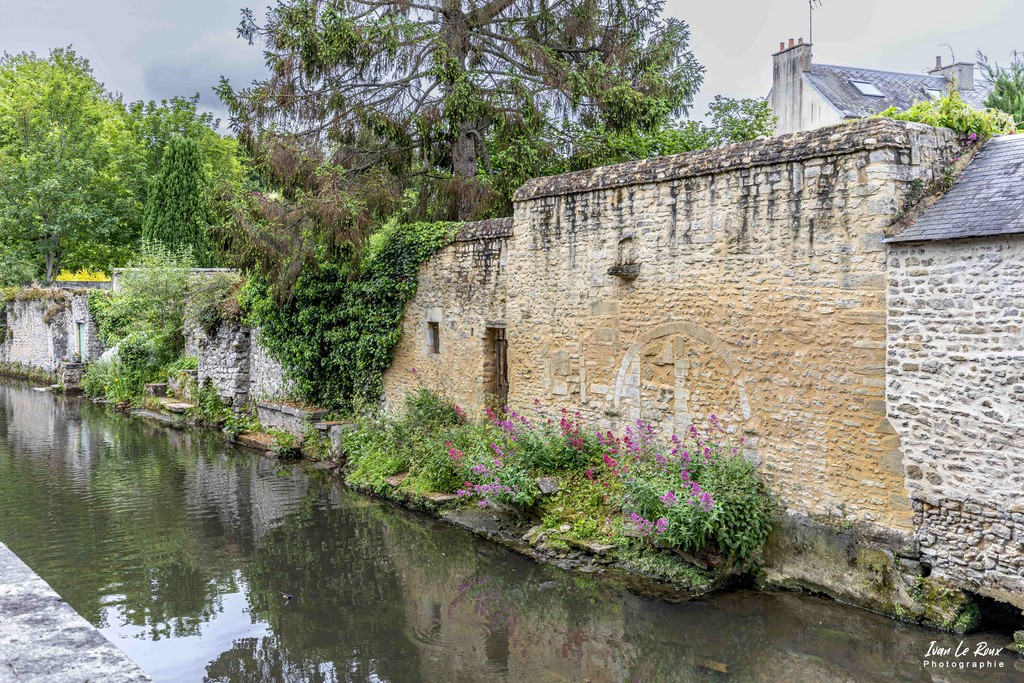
[886,133,1024,608]
[769,38,993,134]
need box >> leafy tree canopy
[0,48,246,285]
[0,48,139,283]
[217,0,705,270]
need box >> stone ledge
[0,542,151,682]
[515,119,950,201]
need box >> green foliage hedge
[242,220,460,411]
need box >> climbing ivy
[241,220,460,411]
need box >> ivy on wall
[242,220,461,411]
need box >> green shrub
[877,87,1015,136]
[81,359,136,404]
[184,271,242,336]
[222,409,261,439]
[191,379,229,426]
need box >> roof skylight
[850,80,884,97]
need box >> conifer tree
[141,136,211,264]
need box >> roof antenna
[939,43,955,64]
[809,0,822,47]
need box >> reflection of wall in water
[380,520,634,683]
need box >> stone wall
[1,291,103,375]
[383,218,512,413]
[386,119,960,533]
[887,235,1024,608]
[192,323,288,407]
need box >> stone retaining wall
[192,323,288,407]
[385,119,961,533]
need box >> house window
[427,321,440,355]
[926,89,943,100]
[850,80,884,97]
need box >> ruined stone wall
[887,235,1024,608]
[385,119,961,532]
[1,291,102,375]
[382,218,511,414]
[192,323,287,407]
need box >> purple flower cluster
[630,512,670,536]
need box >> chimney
[928,58,975,91]
[771,38,814,134]
[773,37,813,78]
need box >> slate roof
[886,134,1024,243]
[806,64,992,118]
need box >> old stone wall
[192,323,287,407]
[383,218,512,413]
[887,235,1024,608]
[385,120,961,534]
[1,291,102,375]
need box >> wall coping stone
[455,217,514,242]
[515,119,951,201]
[0,541,151,682]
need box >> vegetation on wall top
[877,87,1016,137]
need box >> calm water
[0,382,1020,683]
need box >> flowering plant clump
[606,415,774,565]
[344,388,773,564]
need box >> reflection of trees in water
[3,385,1012,683]
[210,496,423,683]
[0,385,301,636]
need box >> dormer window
[850,80,884,97]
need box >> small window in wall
[427,321,440,355]
[850,80,884,97]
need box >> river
[0,382,1019,682]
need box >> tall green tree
[0,48,141,283]
[142,136,212,264]
[217,0,704,276]
[978,50,1024,125]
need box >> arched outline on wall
[613,320,757,431]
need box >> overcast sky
[2,0,1022,129]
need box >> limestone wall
[382,218,511,413]
[385,119,961,533]
[1,291,102,375]
[887,235,1024,608]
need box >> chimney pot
[799,37,804,45]
[935,56,942,68]
[789,38,795,48]
[779,41,785,52]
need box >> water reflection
[0,382,1019,682]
